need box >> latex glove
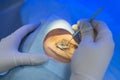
[70,20,114,80]
[0,24,48,73]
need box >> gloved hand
[0,24,48,73]
[70,20,114,80]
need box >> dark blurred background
[0,0,24,39]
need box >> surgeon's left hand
[0,24,48,73]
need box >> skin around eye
[43,29,78,63]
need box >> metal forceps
[67,7,104,45]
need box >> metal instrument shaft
[67,7,104,45]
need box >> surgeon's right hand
[70,20,114,80]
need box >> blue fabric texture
[20,0,120,79]
[0,0,120,80]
